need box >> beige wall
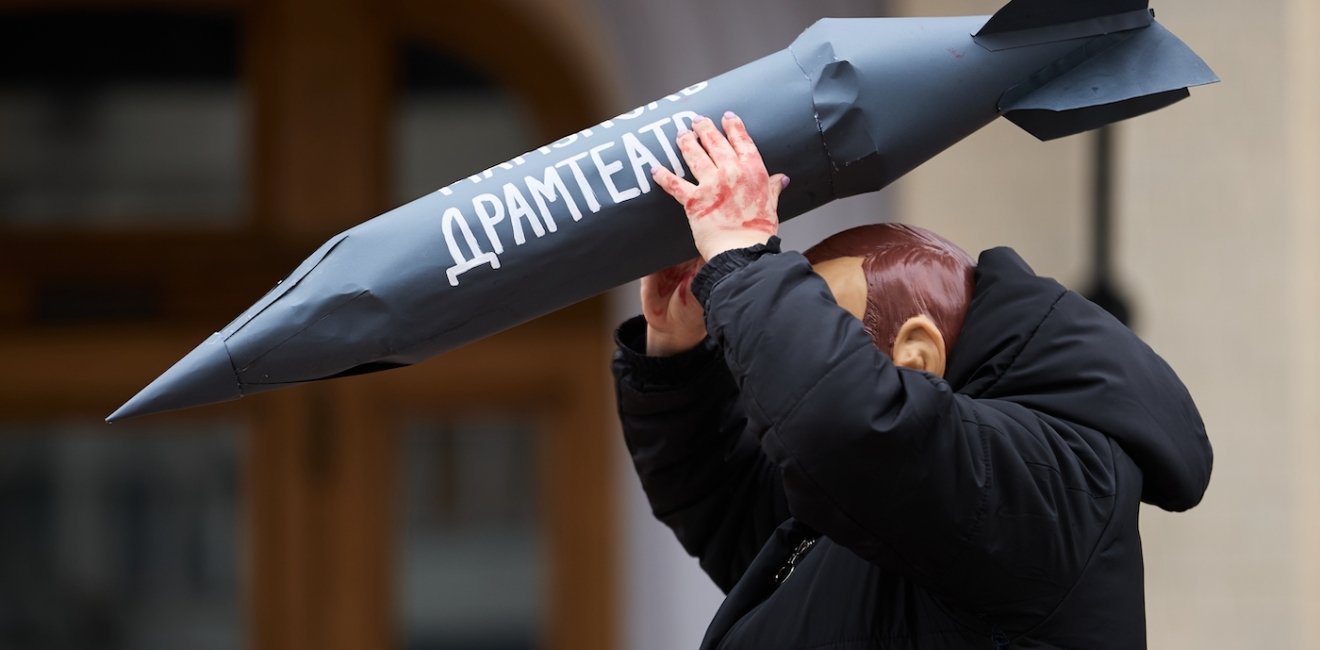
[893,1,1320,647]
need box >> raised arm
[654,112,1124,618]
[614,255,791,592]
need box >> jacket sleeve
[613,316,792,593]
[696,250,1115,614]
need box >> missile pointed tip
[106,394,153,423]
[108,333,244,421]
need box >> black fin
[1000,21,1218,141]
[977,0,1149,36]
[1006,90,1188,140]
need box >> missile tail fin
[999,20,1218,141]
[977,0,1149,38]
[1004,90,1188,141]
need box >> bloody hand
[652,112,789,261]
[640,257,706,356]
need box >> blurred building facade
[0,1,619,649]
[0,1,1315,649]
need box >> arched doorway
[0,1,616,648]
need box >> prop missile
[109,0,1216,421]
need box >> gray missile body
[109,0,1217,421]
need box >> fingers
[651,165,694,202]
[640,270,677,322]
[640,271,661,300]
[667,113,764,190]
[722,112,761,162]
[641,257,701,318]
[676,125,718,183]
[693,116,738,169]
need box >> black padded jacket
[613,243,1212,649]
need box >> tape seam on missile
[219,333,244,397]
[792,32,882,193]
[226,232,351,339]
[787,38,840,202]
[239,288,370,380]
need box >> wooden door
[0,1,615,648]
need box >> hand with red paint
[652,112,790,261]
[641,257,706,356]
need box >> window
[397,417,544,650]
[0,10,245,229]
[0,422,244,650]
[393,43,535,204]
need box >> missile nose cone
[107,333,242,422]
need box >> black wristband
[690,236,782,306]
[613,315,721,389]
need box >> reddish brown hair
[805,224,976,357]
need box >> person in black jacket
[613,112,1213,649]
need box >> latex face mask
[806,224,976,374]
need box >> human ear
[889,315,947,377]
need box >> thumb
[639,274,662,314]
[769,174,790,203]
